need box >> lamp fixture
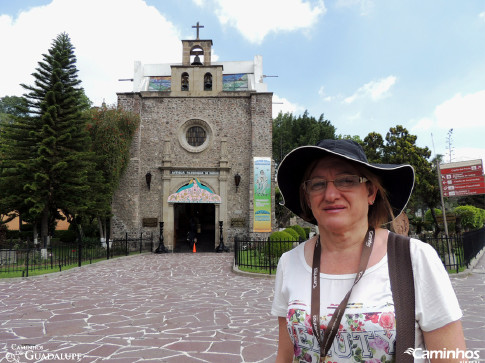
[234,173,241,192]
[145,172,152,190]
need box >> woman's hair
[299,157,394,228]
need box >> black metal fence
[0,233,153,277]
[234,228,485,275]
[463,228,485,267]
[420,227,485,273]
[234,238,301,275]
[420,234,465,273]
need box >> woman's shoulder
[408,236,440,258]
[386,230,438,256]
[279,238,310,264]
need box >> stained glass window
[186,126,206,147]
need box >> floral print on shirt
[287,302,396,363]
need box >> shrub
[283,228,299,240]
[268,231,295,259]
[288,225,306,240]
[454,205,485,231]
[303,227,311,239]
[269,231,294,241]
[54,230,77,243]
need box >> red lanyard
[311,227,375,358]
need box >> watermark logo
[404,347,480,361]
[5,344,83,362]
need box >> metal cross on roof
[192,21,204,39]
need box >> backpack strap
[387,231,415,363]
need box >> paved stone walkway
[0,250,484,362]
[450,250,485,359]
[0,253,277,362]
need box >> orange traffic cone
[193,238,197,253]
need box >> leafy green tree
[273,110,336,166]
[0,33,94,243]
[362,126,440,234]
[362,132,385,163]
[85,105,140,241]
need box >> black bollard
[155,222,168,253]
[215,221,229,252]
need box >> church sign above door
[168,178,222,204]
[170,170,219,176]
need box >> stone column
[218,138,229,248]
[161,139,173,250]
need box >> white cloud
[411,117,434,131]
[344,76,397,104]
[479,11,485,21]
[410,90,485,163]
[453,147,485,163]
[434,91,485,129]
[318,86,334,102]
[411,91,485,132]
[211,0,326,44]
[0,0,182,106]
[272,94,305,118]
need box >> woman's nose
[322,180,340,200]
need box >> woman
[272,139,466,362]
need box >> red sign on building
[440,159,485,197]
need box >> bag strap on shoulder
[387,232,415,363]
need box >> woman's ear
[367,184,378,204]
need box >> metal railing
[234,228,485,275]
[463,227,485,267]
[420,228,485,273]
[0,233,153,277]
[234,238,301,275]
[420,234,465,273]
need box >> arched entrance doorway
[173,203,215,252]
[168,178,222,252]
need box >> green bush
[288,225,306,240]
[454,205,485,231]
[283,228,299,240]
[303,227,311,239]
[267,231,295,259]
[54,230,77,243]
[424,208,441,227]
[269,231,294,241]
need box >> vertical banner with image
[253,157,272,232]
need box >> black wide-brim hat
[277,139,415,225]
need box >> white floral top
[271,235,462,363]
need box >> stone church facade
[112,27,274,251]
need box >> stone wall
[113,91,273,248]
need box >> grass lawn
[0,252,143,279]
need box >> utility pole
[432,133,449,237]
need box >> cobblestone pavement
[0,251,484,363]
[0,253,278,363]
[450,250,485,360]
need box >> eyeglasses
[303,175,368,194]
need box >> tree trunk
[41,206,49,247]
[429,207,441,237]
[97,217,106,243]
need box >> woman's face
[305,157,376,234]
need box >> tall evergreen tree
[0,33,94,242]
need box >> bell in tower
[191,55,203,66]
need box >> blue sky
[1,0,484,165]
